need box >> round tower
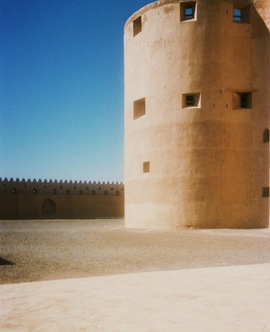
[124,0,269,229]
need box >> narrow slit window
[133,98,146,120]
[182,93,201,108]
[180,2,196,21]
[133,16,142,37]
[143,161,150,173]
[263,129,269,143]
[262,187,269,197]
[232,92,252,109]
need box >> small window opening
[2,184,6,189]
[263,129,269,143]
[32,189,37,194]
[232,92,252,109]
[92,190,96,195]
[133,98,146,120]
[233,8,242,21]
[186,95,194,106]
[240,94,248,108]
[185,7,193,19]
[116,190,120,196]
[233,4,251,23]
[180,2,196,21]
[143,161,150,173]
[182,93,201,108]
[262,187,269,197]
[12,188,16,194]
[104,190,108,195]
[133,16,142,37]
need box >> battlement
[0,178,124,197]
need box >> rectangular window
[143,161,150,173]
[263,129,269,143]
[233,4,251,23]
[180,2,196,22]
[233,8,242,21]
[186,95,195,106]
[262,187,269,197]
[232,92,252,109]
[182,93,201,108]
[133,98,146,120]
[133,16,142,37]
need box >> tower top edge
[124,0,180,29]
[124,0,269,30]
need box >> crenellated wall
[0,178,124,219]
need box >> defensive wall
[0,178,124,219]
[124,0,270,229]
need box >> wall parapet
[0,178,124,197]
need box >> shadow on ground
[0,257,14,266]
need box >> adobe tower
[124,0,269,229]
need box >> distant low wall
[0,178,124,219]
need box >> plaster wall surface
[124,0,269,229]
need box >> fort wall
[0,178,124,219]
[124,0,269,229]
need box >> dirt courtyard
[1,219,270,284]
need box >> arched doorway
[42,199,56,215]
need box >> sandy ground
[1,219,270,284]
[1,264,270,331]
[1,219,270,331]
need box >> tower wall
[124,0,269,229]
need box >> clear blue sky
[0,0,150,183]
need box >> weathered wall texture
[124,0,269,229]
[252,0,270,31]
[0,178,124,219]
